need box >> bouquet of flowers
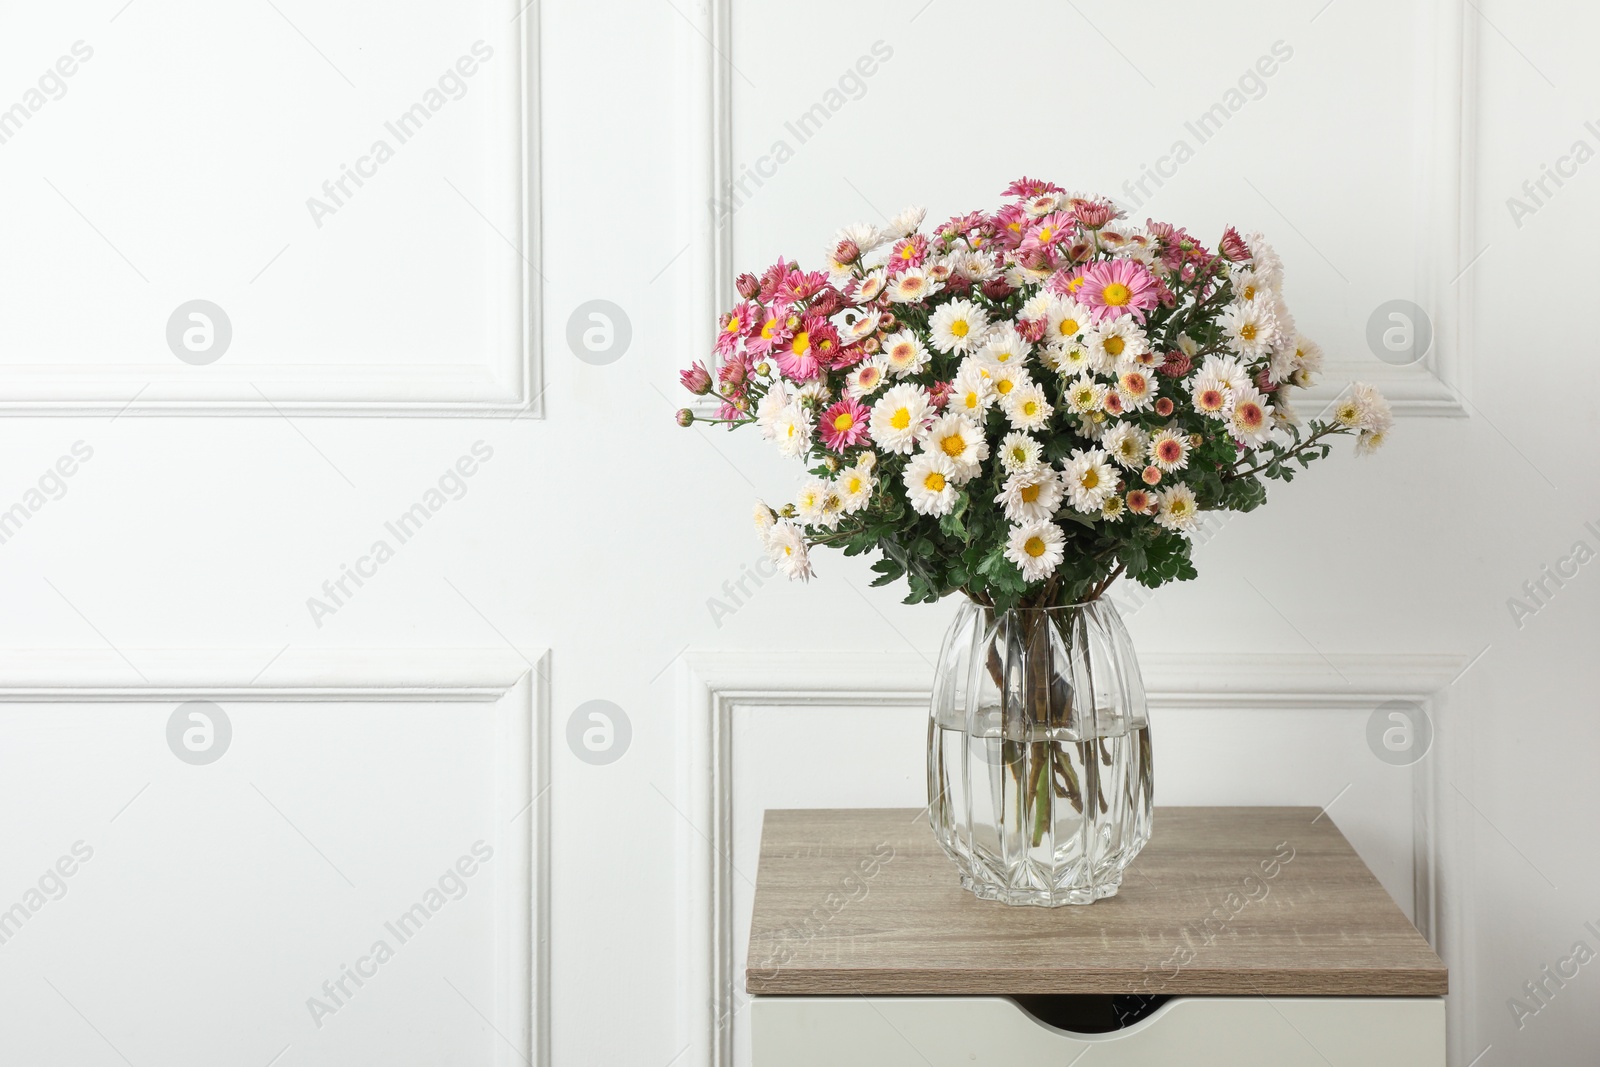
[676,178,1390,610]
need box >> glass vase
[927,598,1153,906]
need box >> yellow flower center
[1010,447,1027,463]
[1022,401,1038,417]
[1082,468,1099,489]
[1058,318,1080,336]
[940,434,966,458]
[1102,282,1131,306]
[1240,323,1257,341]
[725,318,741,334]
[963,393,979,410]
[899,244,917,260]
[1037,226,1054,242]
[761,318,778,340]
[951,319,969,338]
[846,476,862,493]
[1104,336,1125,357]
[1242,284,1256,301]
[792,332,811,356]
[890,408,911,430]
[1020,484,1040,503]
[996,379,1014,395]
[1024,536,1046,558]
[924,471,946,492]
[833,412,855,431]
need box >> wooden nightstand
[746,807,1446,1065]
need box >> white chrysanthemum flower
[1189,372,1234,420]
[1355,429,1388,455]
[836,221,884,254]
[950,360,995,418]
[1244,232,1284,290]
[1061,447,1119,513]
[845,357,890,400]
[1100,493,1126,521]
[1024,192,1063,217]
[887,268,939,304]
[952,249,998,282]
[1229,385,1275,444]
[1003,381,1053,431]
[755,385,791,440]
[1351,381,1393,434]
[996,467,1063,523]
[1292,334,1324,375]
[1116,369,1156,412]
[1087,317,1150,370]
[1198,356,1250,394]
[753,501,777,533]
[928,299,989,355]
[1230,267,1268,304]
[1004,521,1065,581]
[793,476,832,526]
[869,384,931,454]
[924,413,989,483]
[771,405,812,457]
[998,432,1044,474]
[765,520,812,580]
[840,310,880,345]
[1220,300,1278,360]
[1102,423,1149,469]
[1148,428,1190,472]
[976,324,1031,368]
[904,451,959,516]
[988,364,1029,405]
[1057,343,1094,376]
[887,205,926,238]
[1272,398,1301,428]
[1020,292,1055,321]
[882,331,930,377]
[1064,374,1107,416]
[1155,484,1201,533]
[835,464,876,513]
[1045,299,1093,348]
[856,269,887,303]
[795,380,831,406]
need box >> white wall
[0,1,1594,1065]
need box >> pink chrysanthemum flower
[887,235,928,273]
[819,398,871,453]
[775,314,833,381]
[1075,258,1162,323]
[1003,176,1066,198]
[715,303,755,356]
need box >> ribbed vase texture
[927,599,1153,906]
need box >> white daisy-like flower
[1061,447,1119,513]
[1003,381,1053,431]
[998,432,1044,474]
[881,331,930,377]
[1176,333,1200,358]
[952,249,998,282]
[1148,428,1190,472]
[1219,300,1278,360]
[846,357,890,400]
[1272,398,1301,428]
[1019,292,1055,321]
[976,324,1031,367]
[1244,232,1284,290]
[988,364,1029,404]
[771,405,812,457]
[1292,334,1324,375]
[795,380,831,406]
[1198,356,1251,395]
[855,269,887,303]
[1045,299,1094,348]
[928,299,989,355]
[765,520,812,580]
[836,221,884,254]
[1024,192,1064,217]
[924,413,989,483]
[1155,484,1201,533]
[835,464,876,513]
[1087,317,1150,370]
[887,205,926,238]
[1004,521,1065,581]
[904,451,960,516]
[1116,369,1155,411]
[869,384,931,454]
[1351,381,1392,433]
[1057,343,1094,376]
[996,467,1064,523]
[753,501,777,533]
[1230,267,1267,304]
[793,476,834,527]
[1189,372,1234,420]
[887,268,939,304]
[1229,385,1274,444]
[950,360,995,418]
[1102,423,1149,469]
[1355,429,1387,455]
[755,385,791,440]
[1100,494,1126,521]
[840,310,880,346]
[1064,374,1107,415]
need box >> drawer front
[751,995,1445,1066]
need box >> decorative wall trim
[0,647,551,1067]
[678,648,1464,1067]
[6,1,542,419]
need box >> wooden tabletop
[746,807,1446,997]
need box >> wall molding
[6,0,542,419]
[678,648,1464,1067]
[0,647,550,1067]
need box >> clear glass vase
[927,598,1153,906]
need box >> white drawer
[751,995,1445,1066]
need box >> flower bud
[1141,465,1162,486]
[679,361,713,395]
[1219,226,1251,262]
[675,408,695,427]
[735,272,761,299]
[833,239,860,265]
